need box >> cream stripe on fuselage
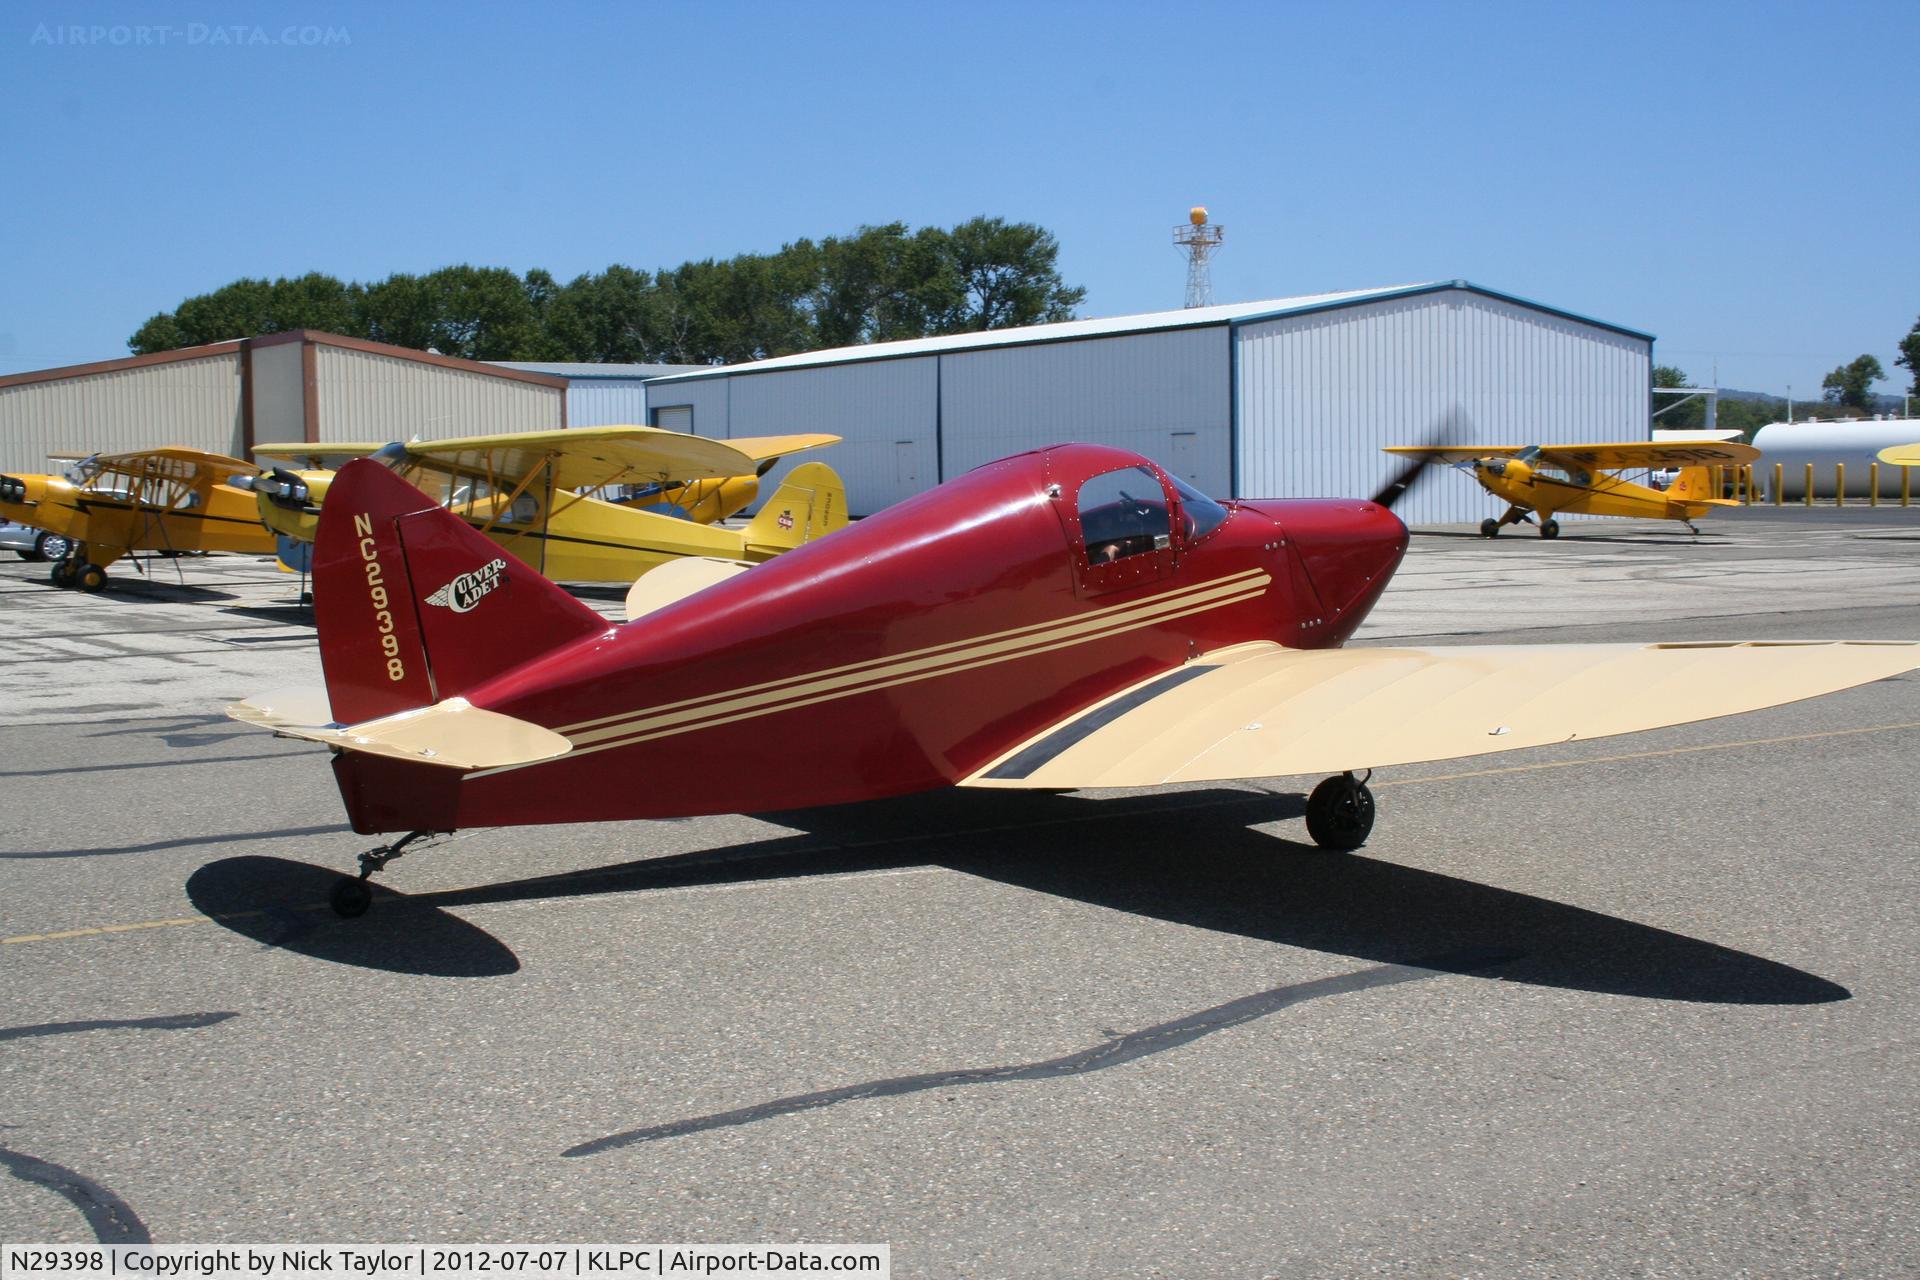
[561,569,1273,745]
[462,568,1275,779]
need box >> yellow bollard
[1905,466,1912,508]
[1870,462,1879,507]
[1744,464,1755,505]
[1773,462,1783,506]
[1836,462,1845,507]
[1805,463,1814,507]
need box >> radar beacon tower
[1173,206,1224,308]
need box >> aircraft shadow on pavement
[219,604,317,627]
[185,855,520,978]
[185,789,1845,1004]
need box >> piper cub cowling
[228,442,1920,917]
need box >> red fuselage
[331,444,1408,833]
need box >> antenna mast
[1172,206,1224,308]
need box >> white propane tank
[1751,419,1920,499]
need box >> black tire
[36,532,72,562]
[50,559,78,588]
[76,563,107,593]
[1540,519,1560,539]
[330,877,373,919]
[1304,775,1376,851]
[1479,518,1499,538]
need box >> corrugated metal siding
[249,341,306,444]
[0,354,243,472]
[725,358,937,515]
[565,381,652,426]
[644,380,730,439]
[313,345,562,443]
[939,328,1232,496]
[1235,291,1651,526]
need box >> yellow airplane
[0,448,277,591]
[246,426,848,584]
[1382,439,1761,537]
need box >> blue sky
[3,0,1915,401]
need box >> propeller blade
[1370,409,1471,510]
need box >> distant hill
[1716,388,1907,414]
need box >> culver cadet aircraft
[226,440,1920,917]
[0,448,276,591]
[1383,438,1761,536]
[243,426,846,585]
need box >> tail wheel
[1539,519,1560,539]
[1305,773,1376,851]
[76,563,107,593]
[1479,518,1500,538]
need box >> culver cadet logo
[426,557,509,613]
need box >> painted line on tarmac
[7,719,1917,951]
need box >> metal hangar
[642,281,1655,524]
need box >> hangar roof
[644,280,1654,384]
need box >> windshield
[1169,473,1229,541]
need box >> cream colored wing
[625,556,753,622]
[965,640,1920,788]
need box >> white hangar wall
[1235,291,1652,526]
[939,326,1232,496]
[725,358,939,509]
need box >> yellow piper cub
[246,426,848,584]
[1383,439,1761,538]
[0,448,277,591]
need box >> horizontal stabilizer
[225,693,572,771]
[966,640,1920,789]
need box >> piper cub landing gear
[329,829,449,918]
[1304,770,1375,851]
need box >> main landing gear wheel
[50,559,78,588]
[1305,771,1375,851]
[1479,518,1500,538]
[76,563,107,592]
[1539,519,1560,539]
[329,877,372,919]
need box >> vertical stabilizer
[313,459,609,724]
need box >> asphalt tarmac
[2,508,1917,1277]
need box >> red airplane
[231,444,1920,917]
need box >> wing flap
[225,694,572,770]
[965,641,1920,789]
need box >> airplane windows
[1079,466,1172,564]
[1169,474,1229,541]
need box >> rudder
[313,459,608,724]
[744,461,848,556]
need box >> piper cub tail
[743,461,848,557]
[227,458,606,773]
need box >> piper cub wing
[248,424,847,585]
[1383,438,1761,538]
[0,446,275,592]
[1877,443,1920,468]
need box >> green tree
[933,216,1085,332]
[1821,354,1886,411]
[1896,316,1920,399]
[545,265,659,363]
